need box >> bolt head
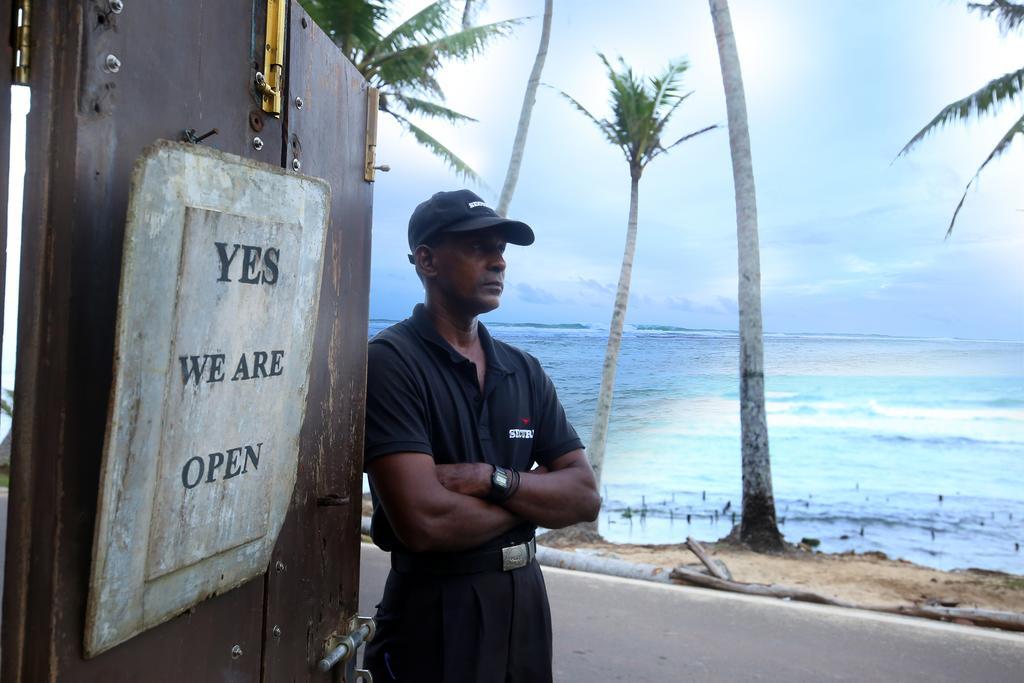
[275,560,285,572]
[231,645,243,659]
[109,0,124,13]
[295,96,304,109]
[272,625,282,638]
[252,137,264,151]
[292,158,301,172]
[104,54,121,73]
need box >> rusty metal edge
[1,2,84,681]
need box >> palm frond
[301,0,517,179]
[898,67,1024,157]
[390,94,477,123]
[560,52,707,172]
[388,111,483,183]
[644,90,695,162]
[428,17,522,59]
[658,124,718,156]
[945,111,1024,237]
[373,18,521,72]
[649,60,689,118]
[365,1,451,64]
[597,53,649,159]
[969,0,1024,33]
[300,0,390,58]
[551,86,628,157]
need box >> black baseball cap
[407,190,535,257]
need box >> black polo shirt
[364,304,584,553]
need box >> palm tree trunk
[496,0,553,217]
[462,0,474,29]
[708,0,784,552]
[589,171,641,491]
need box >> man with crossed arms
[362,190,600,682]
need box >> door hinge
[364,88,380,182]
[256,0,286,116]
[13,0,31,84]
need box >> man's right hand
[367,452,522,552]
[435,462,492,498]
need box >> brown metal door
[1,1,370,680]
[0,1,15,379]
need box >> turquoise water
[369,320,1024,573]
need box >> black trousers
[363,559,553,683]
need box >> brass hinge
[364,88,380,182]
[13,0,30,84]
[256,0,286,115]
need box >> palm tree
[495,0,553,217]
[559,55,715,492]
[898,0,1024,237]
[462,0,486,29]
[301,0,519,181]
[708,0,784,552]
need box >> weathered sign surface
[85,141,330,656]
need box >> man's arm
[367,452,522,552]
[436,449,600,529]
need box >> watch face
[494,469,510,488]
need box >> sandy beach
[538,531,1024,613]
[362,495,1023,614]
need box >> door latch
[257,0,286,115]
[318,615,375,678]
[364,88,381,182]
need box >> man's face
[427,227,508,315]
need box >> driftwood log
[670,566,1024,633]
[358,518,1024,633]
[686,537,731,581]
[875,605,1024,632]
[670,566,855,607]
[536,546,674,584]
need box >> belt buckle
[501,542,528,571]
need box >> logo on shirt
[507,417,532,438]
[507,419,532,440]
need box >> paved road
[359,544,1024,682]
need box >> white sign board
[85,141,330,656]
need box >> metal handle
[317,616,375,672]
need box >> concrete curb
[360,516,673,584]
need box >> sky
[2,0,1023,398]
[366,0,1024,340]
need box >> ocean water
[368,319,1024,574]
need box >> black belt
[391,538,537,575]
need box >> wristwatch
[488,465,513,502]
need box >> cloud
[665,296,734,314]
[576,277,614,295]
[717,296,738,314]
[514,283,561,305]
